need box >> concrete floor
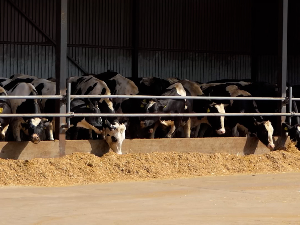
[1,173,300,225]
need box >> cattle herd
[0,71,299,154]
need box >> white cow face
[255,120,275,150]
[104,122,126,154]
[206,103,227,135]
[21,118,45,144]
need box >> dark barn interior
[0,0,293,149]
[0,0,296,84]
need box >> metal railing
[0,85,297,121]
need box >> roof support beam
[131,0,139,78]
[277,0,288,135]
[55,0,68,156]
[6,0,87,74]
[251,0,258,82]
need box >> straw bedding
[0,143,299,187]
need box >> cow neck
[33,100,40,114]
[252,100,264,122]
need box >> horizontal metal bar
[0,112,298,118]
[291,98,300,101]
[0,95,284,101]
[70,95,285,101]
[0,96,63,99]
[69,113,300,117]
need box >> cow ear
[105,120,116,130]
[223,104,229,108]
[282,122,291,131]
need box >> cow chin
[109,144,122,155]
[31,134,40,144]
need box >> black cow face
[282,123,300,149]
[206,103,226,135]
[255,120,275,150]
[98,98,115,114]
[85,105,103,130]
[140,100,159,129]
[22,118,45,144]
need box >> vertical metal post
[251,0,258,82]
[55,0,68,156]
[277,0,288,135]
[132,0,139,78]
[288,86,292,125]
[66,81,71,128]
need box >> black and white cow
[282,122,300,149]
[179,79,227,137]
[213,84,275,150]
[68,75,126,153]
[118,77,177,139]
[90,73,139,113]
[5,82,45,143]
[3,74,38,94]
[281,85,300,149]
[0,87,12,140]
[103,120,126,155]
[32,79,56,141]
[2,75,56,141]
[128,77,172,96]
[0,77,11,88]
[139,83,192,139]
[67,98,103,140]
[69,75,115,117]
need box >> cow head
[22,118,45,144]
[255,120,275,150]
[104,120,126,154]
[139,100,159,129]
[206,103,227,135]
[282,123,300,149]
[85,101,103,130]
[0,102,12,140]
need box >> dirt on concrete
[0,142,299,187]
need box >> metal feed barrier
[0,84,297,157]
[0,86,298,120]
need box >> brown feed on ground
[0,142,299,187]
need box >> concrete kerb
[0,136,290,160]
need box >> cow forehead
[107,123,126,132]
[297,126,300,132]
[30,118,42,126]
[106,124,126,139]
[147,101,156,110]
[263,121,273,132]
[214,104,225,113]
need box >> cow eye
[107,134,110,136]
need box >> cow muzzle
[267,143,275,150]
[31,134,40,144]
[216,128,226,135]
